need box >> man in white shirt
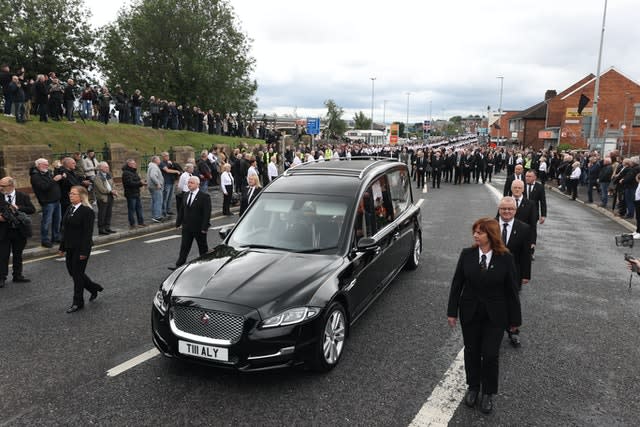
[268,155,279,182]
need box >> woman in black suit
[239,174,262,216]
[59,185,103,313]
[447,217,521,414]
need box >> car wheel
[309,302,347,372]
[405,230,421,270]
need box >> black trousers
[432,169,441,188]
[97,195,114,231]
[223,185,233,214]
[65,248,98,306]
[0,229,27,279]
[453,166,462,184]
[416,170,425,188]
[176,229,208,266]
[175,191,186,219]
[461,305,504,395]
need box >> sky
[87,0,640,125]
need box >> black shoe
[13,276,30,283]
[464,389,479,408]
[66,304,84,313]
[99,230,110,235]
[151,217,162,223]
[106,229,117,234]
[479,394,493,414]
[509,333,521,348]
[89,284,104,301]
[41,242,53,248]
[167,266,177,271]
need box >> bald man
[0,177,36,287]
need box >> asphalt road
[1,174,639,426]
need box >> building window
[633,104,640,127]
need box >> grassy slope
[0,115,252,155]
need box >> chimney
[545,90,557,100]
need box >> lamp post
[370,77,376,130]
[383,100,388,128]
[589,0,608,142]
[497,76,504,142]
[405,92,412,138]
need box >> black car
[152,158,422,371]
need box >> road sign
[306,117,321,135]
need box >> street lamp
[589,0,608,142]
[370,77,376,130]
[497,76,504,142]
[406,92,411,139]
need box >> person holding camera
[0,177,36,287]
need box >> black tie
[502,223,508,244]
[248,187,254,202]
[187,192,193,206]
[516,198,520,208]
[528,184,532,198]
[7,195,12,205]
[480,254,487,271]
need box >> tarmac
[21,186,231,260]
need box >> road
[1,175,639,426]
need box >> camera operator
[0,177,36,287]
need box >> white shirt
[220,171,234,194]
[247,166,258,180]
[178,171,192,192]
[186,189,199,205]
[5,190,16,205]
[478,248,493,267]
[538,161,547,172]
[268,162,278,181]
[570,167,581,180]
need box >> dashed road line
[54,249,110,262]
[106,348,160,377]
[144,235,181,244]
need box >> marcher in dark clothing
[121,159,147,227]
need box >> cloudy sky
[89,0,640,124]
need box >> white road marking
[210,223,235,230]
[409,349,466,426]
[106,348,160,377]
[144,235,181,244]
[54,249,110,262]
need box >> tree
[98,0,256,114]
[323,99,346,139]
[0,0,97,79]
[353,111,372,130]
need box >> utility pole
[406,92,411,139]
[589,0,608,143]
[370,77,376,130]
[497,76,504,142]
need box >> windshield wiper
[296,247,336,253]
[242,244,283,250]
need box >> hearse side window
[354,176,394,242]
[387,168,410,217]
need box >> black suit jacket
[503,218,531,282]
[503,173,524,196]
[59,204,94,256]
[177,190,211,233]
[524,181,547,219]
[447,247,521,328]
[515,198,537,245]
[239,185,261,216]
[0,192,36,239]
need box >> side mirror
[218,227,231,240]
[356,237,378,251]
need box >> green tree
[323,99,346,139]
[98,0,256,114]
[353,111,372,130]
[0,0,97,78]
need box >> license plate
[178,340,229,362]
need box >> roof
[509,100,547,121]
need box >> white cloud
[87,0,640,123]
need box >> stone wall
[0,144,52,190]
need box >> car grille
[172,306,244,344]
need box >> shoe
[137,224,147,228]
[41,242,53,248]
[464,389,479,408]
[509,333,521,348]
[0,279,5,288]
[106,229,117,234]
[479,394,493,414]
[166,212,175,215]
[66,304,84,313]
[151,217,162,223]
[633,232,640,239]
[13,276,30,283]
[167,266,177,271]
[89,284,103,301]
[98,230,110,235]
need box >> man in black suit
[511,179,538,252]
[497,196,531,348]
[0,177,36,287]
[239,174,261,216]
[172,176,211,269]
[414,150,427,189]
[524,170,547,259]
[503,164,524,196]
[504,149,515,176]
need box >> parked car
[152,158,422,371]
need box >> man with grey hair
[94,161,118,235]
[147,155,164,222]
[169,176,211,270]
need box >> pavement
[22,185,232,260]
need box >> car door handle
[392,231,400,240]
[374,246,381,255]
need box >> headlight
[261,307,321,328]
[153,290,168,315]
